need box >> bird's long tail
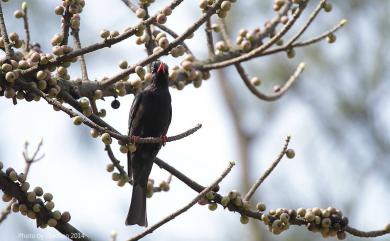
[125,184,147,226]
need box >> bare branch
[244,136,291,201]
[235,62,305,101]
[22,3,31,52]
[0,140,44,223]
[285,0,326,46]
[0,1,13,57]
[154,158,206,193]
[134,124,202,144]
[256,19,347,57]
[201,2,306,70]
[120,0,138,13]
[345,225,390,238]
[205,19,215,57]
[0,171,90,241]
[60,6,72,46]
[71,30,89,81]
[127,161,235,241]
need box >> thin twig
[154,158,205,193]
[72,30,89,81]
[22,4,31,52]
[135,124,202,144]
[217,17,302,102]
[205,19,215,57]
[254,19,347,57]
[127,161,235,241]
[0,140,44,223]
[244,136,291,201]
[120,0,138,13]
[201,3,306,70]
[60,6,72,46]
[141,5,155,56]
[291,19,347,48]
[285,0,327,47]
[236,62,305,101]
[345,225,390,238]
[105,144,128,178]
[0,1,13,57]
[218,18,232,47]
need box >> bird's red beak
[157,63,166,74]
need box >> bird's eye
[152,61,161,73]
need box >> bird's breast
[139,90,171,137]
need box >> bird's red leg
[131,136,140,145]
[160,135,168,146]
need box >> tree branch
[127,161,235,241]
[100,0,226,88]
[0,171,90,241]
[0,1,13,57]
[244,136,290,201]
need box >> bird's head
[151,61,169,81]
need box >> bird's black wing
[127,92,144,177]
[128,92,144,136]
[163,105,172,136]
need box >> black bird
[125,61,172,226]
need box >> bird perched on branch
[126,61,172,226]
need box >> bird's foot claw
[160,135,168,146]
[131,135,140,144]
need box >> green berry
[90,128,99,138]
[33,186,43,196]
[297,208,306,217]
[8,170,18,182]
[21,182,30,192]
[27,210,36,219]
[119,60,128,69]
[100,29,110,39]
[106,164,114,172]
[5,71,16,83]
[208,203,217,211]
[280,213,290,223]
[73,116,83,125]
[112,172,120,181]
[45,201,55,211]
[159,181,170,192]
[61,211,71,222]
[32,204,41,213]
[14,10,24,18]
[205,191,215,200]
[79,97,90,109]
[240,216,249,224]
[286,149,295,159]
[287,48,295,58]
[322,2,332,12]
[256,202,266,211]
[221,196,230,207]
[119,145,128,154]
[52,210,61,220]
[43,193,53,201]
[101,133,112,145]
[48,218,57,227]
[251,77,261,86]
[2,193,12,202]
[326,33,336,43]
